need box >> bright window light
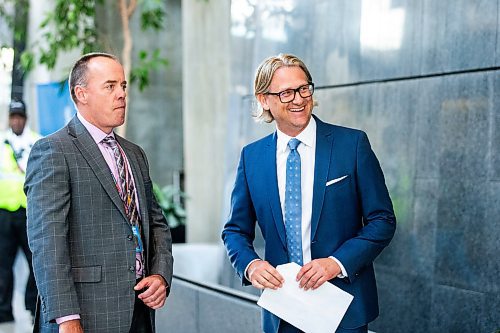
[360,0,405,51]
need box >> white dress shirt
[275,117,316,264]
[245,117,347,279]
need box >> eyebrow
[102,80,127,86]
[274,82,309,92]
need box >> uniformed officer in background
[0,100,40,325]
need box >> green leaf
[40,14,52,28]
[152,183,187,228]
[19,51,34,73]
[141,8,164,30]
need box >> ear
[74,86,88,105]
[256,93,270,111]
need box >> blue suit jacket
[222,116,396,332]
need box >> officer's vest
[0,142,27,211]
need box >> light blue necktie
[285,138,303,265]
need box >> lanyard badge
[131,225,144,253]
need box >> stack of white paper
[257,262,354,333]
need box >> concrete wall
[96,0,184,187]
[126,0,183,187]
[182,0,230,242]
[157,277,260,333]
[219,1,500,332]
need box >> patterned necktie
[101,136,144,277]
[285,138,303,265]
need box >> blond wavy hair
[253,53,313,123]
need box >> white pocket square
[326,175,348,186]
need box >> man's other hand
[248,260,284,290]
[135,274,168,309]
[296,258,341,290]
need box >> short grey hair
[253,53,313,122]
[69,52,120,104]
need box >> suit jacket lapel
[67,116,128,222]
[311,117,334,240]
[265,133,287,249]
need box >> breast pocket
[324,174,354,207]
[325,174,351,189]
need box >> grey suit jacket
[24,116,173,333]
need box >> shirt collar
[276,116,316,153]
[77,112,115,144]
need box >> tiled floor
[0,252,33,333]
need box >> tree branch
[119,0,136,136]
[127,0,137,18]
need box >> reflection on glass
[260,0,294,42]
[231,0,255,38]
[231,0,296,42]
[360,0,405,51]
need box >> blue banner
[36,81,76,136]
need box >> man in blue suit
[222,54,396,333]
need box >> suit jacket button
[127,235,133,241]
[129,266,135,272]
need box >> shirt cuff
[329,256,348,278]
[55,314,81,325]
[244,259,262,281]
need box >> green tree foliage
[0,0,29,47]
[131,49,168,91]
[28,0,100,71]
[1,0,168,91]
[153,183,186,229]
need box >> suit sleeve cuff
[244,259,262,281]
[55,314,80,325]
[329,256,348,278]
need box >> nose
[117,86,126,99]
[292,90,304,104]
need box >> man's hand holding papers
[257,263,353,333]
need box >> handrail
[173,273,259,304]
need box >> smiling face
[257,66,313,137]
[74,56,127,134]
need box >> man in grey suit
[24,53,173,333]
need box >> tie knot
[288,138,300,151]
[101,136,118,148]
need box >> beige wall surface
[182,0,230,243]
